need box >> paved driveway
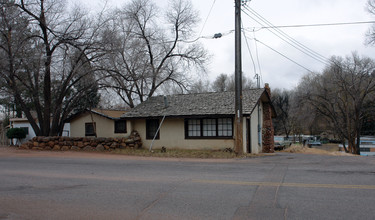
[0,148,374,219]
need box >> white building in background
[9,118,70,144]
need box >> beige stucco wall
[70,113,131,138]
[127,102,265,152]
[131,118,235,150]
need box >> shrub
[6,128,27,140]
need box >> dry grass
[1,145,269,159]
[112,148,239,159]
[282,144,355,156]
[4,144,355,159]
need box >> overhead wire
[244,5,331,65]
[239,0,314,73]
[250,20,375,31]
[242,8,329,66]
[178,29,234,43]
[181,0,218,44]
[253,31,263,85]
[241,21,257,76]
[240,10,315,75]
[254,38,314,73]
[241,5,330,65]
[198,0,217,37]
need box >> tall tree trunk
[354,133,361,155]
[341,139,348,153]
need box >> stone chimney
[264,83,271,97]
[262,83,275,153]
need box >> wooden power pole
[234,0,243,154]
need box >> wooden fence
[0,126,8,146]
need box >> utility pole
[234,0,243,154]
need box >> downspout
[149,115,166,152]
[149,96,168,152]
[255,75,261,148]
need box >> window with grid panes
[188,119,201,137]
[203,119,216,137]
[218,118,233,136]
[185,118,233,138]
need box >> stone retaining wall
[19,131,142,152]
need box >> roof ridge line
[155,88,265,98]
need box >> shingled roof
[121,89,269,118]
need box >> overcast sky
[77,0,375,90]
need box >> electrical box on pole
[234,0,243,154]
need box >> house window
[146,119,159,140]
[85,122,96,136]
[115,120,127,133]
[203,119,216,137]
[188,119,201,137]
[218,118,233,136]
[185,118,233,139]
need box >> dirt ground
[0,145,240,162]
[282,144,355,156]
[0,143,355,160]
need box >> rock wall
[19,131,142,152]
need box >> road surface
[0,147,374,219]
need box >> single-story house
[67,109,129,138]
[121,84,276,153]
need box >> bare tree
[294,74,329,137]
[101,0,208,108]
[189,79,211,94]
[0,0,30,118]
[0,0,103,136]
[366,0,375,45]
[226,74,256,91]
[212,73,228,92]
[272,89,293,138]
[300,53,375,154]
[211,73,256,92]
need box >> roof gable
[122,89,268,118]
[66,109,127,122]
[91,109,127,119]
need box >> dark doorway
[246,118,251,153]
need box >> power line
[242,5,329,65]
[241,21,257,76]
[254,38,314,73]
[242,5,330,65]
[201,20,375,42]
[198,0,217,38]
[250,20,375,31]
[179,29,234,43]
[253,31,263,86]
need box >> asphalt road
[0,148,375,220]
